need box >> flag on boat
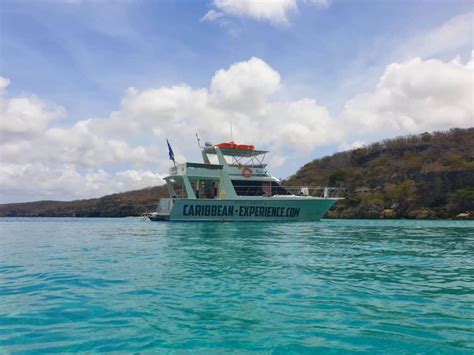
[167,139,175,163]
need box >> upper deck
[169,161,268,179]
[163,139,344,201]
[169,162,223,176]
[203,146,268,157]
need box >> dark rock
[407,209,436,219]
[382,209,398,218]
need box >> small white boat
[149,141,343,222]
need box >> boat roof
[204,146,268,157]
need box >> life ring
[242,167,253,178]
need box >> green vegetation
[0,186,168,217]
[286,127,474,219]
[449,188,474,213]
[383,180,418,213]
[328,170,347,185]
[0,128,472,219]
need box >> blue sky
[0,0,473,202]
[2,0,471,117]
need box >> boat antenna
[195,133,203,148]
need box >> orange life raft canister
[216,141,237,149]
[216,142,255,150]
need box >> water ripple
[0,218,473,353]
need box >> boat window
[231,180,290,196]
[190,179,220,199]
[167,180,187,198]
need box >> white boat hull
[150,197,339,222]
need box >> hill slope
[0,186,168,217]
[286,127,474,218]
[0,128,472,218]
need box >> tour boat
[148,141,343,222]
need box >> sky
[0,0,473,203]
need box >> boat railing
[231,184,345,198]
[282,186,345,198]
[229,164,267,168]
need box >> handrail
[281,186,345,198]
[229,164,267,168]
[230,184,345,198]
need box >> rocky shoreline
[326,207,473,220]
[1,128,473,219]
[288,128,474,221]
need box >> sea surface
[0,218,473,353]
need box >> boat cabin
[165,142,289,200]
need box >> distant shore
[0,210,472,220]
[1,128,473,220]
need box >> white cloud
[202,0,330,25]
[2,51,473,202]
[210,57,281,111]
[262,98,340,152]
[343,53,474,135]
[338,140,365,152]
[0,163,164,201]
[81,56,337,156]
[0,77,65,140]
[396,12,474,60]
[0,77,162,202]
[0,121,153,169]
[200,9,225,22]
[0,77,10,92]
[203,0,297,24]
[0,58,340,202]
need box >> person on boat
[210,182,217,199]
[190,182,199,198]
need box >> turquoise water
[0,218,473,353]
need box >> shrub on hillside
[448,188,474,213]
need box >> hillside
[0,186,168,217]
[0,128,472,219]
[286,127,474,219]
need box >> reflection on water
[0,218,473,352]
